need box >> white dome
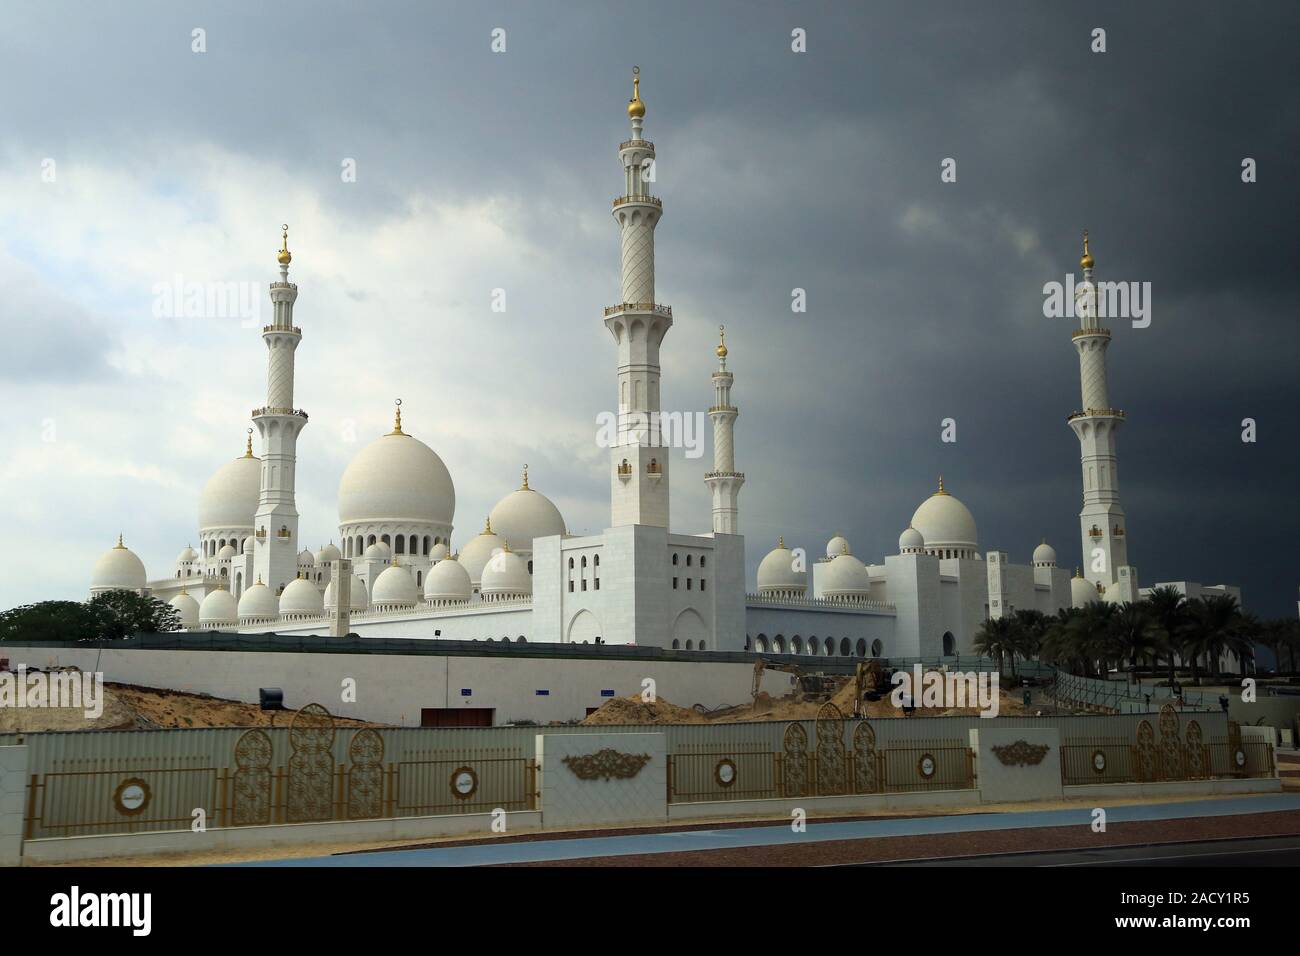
[323,574,369,611]
[90,538,147,592]
[910,479,978,552]
[241,536,254,554]
[238,580,279,620]
[371,564,418,607]
[459,521,504,586]
[198,587,238,626]
[169,590,200,628]
[488,472,565,553]
[481,548,532,598]
[424,554,471,603]
[217,544,237,560]
[280,577,324,616]
[825,535,850,559]
[1033,541,1057,566]
[757,539,807,594]
[1071,574,1100,608]
[176,545,198,563]
[362,541,392,561]
[821,553,871,597]
[338,425,455,527]
[428,541,448,562]
[297,549,315,566]
[898,526,925,553]
[199,452,261,531]
[315,542,341,564]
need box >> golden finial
[388,398,405,436]
[521,464,530,490]
[778,536,785,549]
[716,324,728,359]
[244,428,254,458]
[256,574,263,585]
[1080,229,1094,270]
[627,66,645,119]
[1073,567,1082,578]
[935,475,948,496]
[114,533,125,549]
[277,224,292,266]
[484,515,493,535]
[501,541,512,553]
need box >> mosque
[86,72,1239,658]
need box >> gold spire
[1080,229,1094,270]
[256,574,263,585]
[778,536,785,549]
[521,464,530,490]
[388,399,405,436]
[627,66,645,119]
[716,324,728,359]
[1073,567,1082,579]
[934,475,948,496]
[483,515,493,535]
[114,533,125,549]
[243,428,254,458]
[277,224,292,266]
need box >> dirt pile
[581,694,707,725]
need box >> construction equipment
[751,659,836,710]
[852,660,886,716]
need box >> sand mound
[581,694,707,725]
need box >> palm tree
[1040,607,1082,671]
[1110,601,1161,680]
[1183,594,1242,685]
[1012,608,1049,671]
[1076,600,1118,677]
[1145,585,1187,685]
[1228,612,1261,678]
[974,616,1018,677]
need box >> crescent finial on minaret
[277,224,292,267]
[716,324,728,359]
[628,66,645,119]
[244,428,254,458]
[1080,229,1094,269]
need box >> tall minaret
[1067,232,1136,601]
[251,225,308,594]
[606,67,672,528]
[705,325,744,533]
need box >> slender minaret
[251,225,308,594]
[705,325,744,533]
[1067,232,1135,600]
[606,67,672,527]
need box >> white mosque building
[87,72,1239,659]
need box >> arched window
[824,637,835,656]
[699,642,706,651]
[856,638,866,657]
[367,534,376,546]
[871,639,883,657]
[416,571,422,587]
[756,633,768,653]
[700,556,706,568]
[593,554,599,566]
[686,554,693,567]
[840,638,851,656]
[685,640,694,650]
[423,536,431,555]
[527,560,533,574]
[672,639,680,649]
[381,534,390,546]
[672,553,679,565]
[792,636,804,654]
[395,536,405,554]
[942,631,956,656]
[774,635,785,654]
[568,557,574,569]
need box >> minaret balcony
[619,138,655,151]
[704,470,745,480]
[604,302,673,318]
[612,194,662,210]
[708,405,737,415]
[262,325,302,335]
[1071,327,1111,339]
[1067,408,1125,422]
[251,406,310,420]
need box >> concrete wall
[0,746,27,866]
[969,726,1063,804]
[537,732,666,828]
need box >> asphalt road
[882,835,1300,867]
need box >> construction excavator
[751,658,891,715]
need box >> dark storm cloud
[2,1,1295,613]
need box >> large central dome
[338,420,455,527]
[488,466,564,553]
[199,450,261,531]
[909,477,978,556]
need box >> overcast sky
[0,1,1295,617]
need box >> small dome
[297,548,315,567]
[428,541,448,562]
[176,545,199,563]
[371,564,418,607]
[217,544,237,560]
[821,553,871,598]
[825,535,850,559]
[169,590,200,628]
[199,452,261,532]
[757,538,807,595]
[280,576,324,617]
[90,537,147,593]
[898,526,925,553]
[362,541,392,561]
[1071,573,1100,608]
[488,470,565,554]
[241,537,254,554]
[238,579,279,620]
[459,519,505,586]
[910,478,978,553]
[1033,540,1057,566]
[424,554,471,603]
[198,586,238,626]
[323,575,368,611]
[481,548,532,598]
[315,542,341,564]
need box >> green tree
[0,601,102,643]
[1109,601,1161,680]
[87,590,181,640]
[1145,585,1187,685]
[973,616,1017,677]
[1183,594,1241,685]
